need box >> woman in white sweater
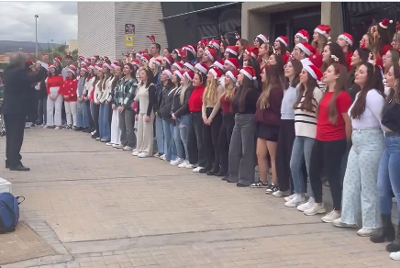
[98,63,113,142]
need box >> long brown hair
[312,33,328,54]
[257,64,284,109]
[322,43,347,72]
[318,64,349,124]
[351,62,385,119]
[288,59,302,88]
[294,72,319,112]
[235,75,254,112]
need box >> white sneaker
[285,194,306,208]
[185,163,195,169]
[113,144,123,149]
[43,125,50,129]
[357,228,380,237]
[138,152,148,158]
[55,126,61,130]
[123,146,133,151]
[171,158,184,166]
[91,130,96,135]
[192,166,204,173]
[106,142,113,146]
[178,160,189,168]
[333,218,358,229]
[321,210,340,223]
[284,194,296,202]
[160,154,167,161]
[154,153,160,158]
[304,203,326,216]
[273,190,291,198]
[297,197,315,212]
[132,150,139,156]
[390,251,400,261]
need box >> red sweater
[189,85,205,113]
[61,79,78,102]
[46,75,64,96]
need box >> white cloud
[0,2,77,44]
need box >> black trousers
[187,112,206,167]
[218,113,235,174]
[37,94,47,125]
[85,100,94,130]
[276,120,295,192]
[309,139,347,210]
[91,103,100,136]
[4,114,26,167]
[203,108,222,171]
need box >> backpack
[0,193,25,234]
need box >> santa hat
[132,60,140,68]
[300,58,313,67]
[303,64,323,81]
[310,53,323,69]
[103,63,111,69]
[209,68,223,79]
[93,55,100,60]
[184,71,195,82]
[240,66,257,81]
[256,34,269,44]
[295,30,310,43]
[48,64,56,69]
[28,60,35,67]
[163,56,173,66]
[213,60,225,71]
[111,61,119,69]
[226,70,239,83]
[225,58,239,70]
[379,19,393,29]
[104,56,109,61]
[154,59,162,67]
[184,62,195,72]
[198,39,208,48]
[85,58,91,63]
[173,62,184,70]
[163,69,173,79]
[173,49,183,57]
[95,65,103,71]
[205,48,217,62]
[338,33,354,46]
[183,45,197,56]
[88,65,95,70]
[174,70,185,80]
[314,25,331,38]
[195,63,209,75]
[245,47,259,59]
[296,43,316,56]
[276,36,288,47]
[80,66,88,72]
[282,54,289,65]
[226,46,239,56]
[67,65,77,75]
[141,55,150,63]
[209,39,221,50]
[54,57,62,63]
[80,62,87,67]
[78,56,84,61]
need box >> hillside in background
[0,40,62,54]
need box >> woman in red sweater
[187,71,207,173]
[45,65,64,129]
[62,65,78,130]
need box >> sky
[0,1,77,44]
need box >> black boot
[371,215,395,243]
[386,223,400,252]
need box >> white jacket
[99,76,114,103]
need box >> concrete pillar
[321,2,342,40]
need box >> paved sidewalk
[0,128,397,267]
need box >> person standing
[44,65,64,129]
[76,66,90,131]
[3,53,46,171]
[62,65,78,130]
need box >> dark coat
[2,65,46,115]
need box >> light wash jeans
[290,136,315,195]
[99,103,111,141]
[341,129,384,229]
[77,101,90,129]
[179,114,191,162]
[162,119,176,161]
[377,135,400,219]
[173,120,185,159]
[155,115,165,155]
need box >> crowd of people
[3,19,400,261]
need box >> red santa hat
[183,45,197,56]
[225,58,239,70]
[49,64,56,69]
[213,60,225,71]
[173,62,184,70]
[310,53,323,69]
[303,64,323,81]
[111,61,119,69]
[256,34,269,44]
[245,47,259,59]
[54,57,62,63]
[209,68,223,79]
[80,66,88,72]
[338,33,354,46]
[205,48,217,62]
[154,59,162,67]
[185,71,195,82]
[92,55,100,60]
[276,36,289,47]
[103,63,111,69]
[209,39,221,50]
[314,25,331,39]
[379,19,394,29]
[226,70,239,83]
[174,70,185,80]
[184,62,195,72]
[195,63,209,75]
[295,30,310,43]
[163,69,173,79]
[163,56,173,66]
[198,39,208,48]
[85,57,91,63]
[88,65,95,70]
[226,46,239,56]
[296,43,316,56]
[141,55,150,63]
[95,65,103,71]
[67,65,77,75]
[240,66,257,81]
[173,49,183,57]
[104,56,109,61]
[132,60,140,68]
[78,56,84,61]
[282,54,289,65]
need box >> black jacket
[159,86,177,122]
[174,86,194,118]
[156,84,172,115]
[2,65,46,115]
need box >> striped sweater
[294,86,324,139]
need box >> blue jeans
[173,120,185,159]
[377,135,400,217]
[179,114,191,162]
[155,115,165,154]
[77,101,90,129]
[162,119,176,161]
[290,136,315,195]
[99,103,111,141]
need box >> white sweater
[99,76,114,103]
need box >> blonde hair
[203,76,219,104]
[180,79,193,104]
[221,78,236,101]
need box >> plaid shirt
[113,77,138,110]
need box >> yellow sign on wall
[125,35,134,48]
